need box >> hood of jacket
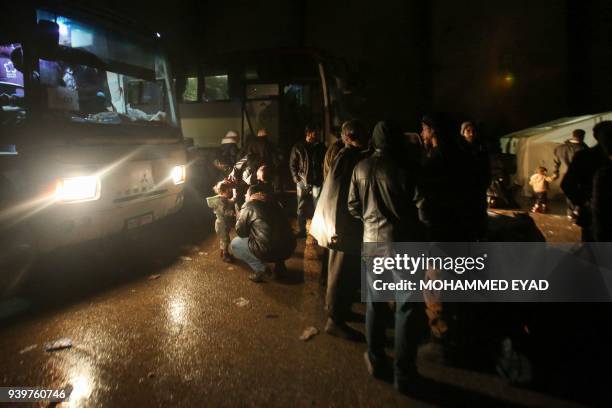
[372,120,402,152]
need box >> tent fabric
[499,112,612,197]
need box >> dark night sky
[71,0,612,137]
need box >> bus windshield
[35,10,177,127]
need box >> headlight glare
[171,165,186,185]
[55,176,100,203]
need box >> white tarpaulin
[499,112,612,197]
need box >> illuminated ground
[0,205,595,407]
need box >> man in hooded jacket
[348,121,427,391]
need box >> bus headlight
[171,165,186,185]
[55,176,101,203]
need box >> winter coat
[553,139,588,178]
[289,140,326,186]
[592,164,612,241]
[561,145,609,227]
[415,137,479,241]
[235,193,296,262]
[348,121,423,243]
[323,139,345,179]
[310,145,369,253]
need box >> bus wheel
[0,226,38,298]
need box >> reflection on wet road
[0,209,584,407]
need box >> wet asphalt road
[0,205,587,407]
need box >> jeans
[365,257,427,383]
[230,236,266,273]
[297,181,321,232]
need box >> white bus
[0,3,186,289]
[175,48,357,191]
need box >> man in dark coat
[592,130,612,242]
[290,125,326,237]
[553,129,588,218]
[348,121,426,388]
[310,119,369,341]
[562,121,612,242]
[231,184,296,282]
[459,121,491,240]
[417,114,476,241]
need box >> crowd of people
[529,121,612,242]
[203,116,612,396]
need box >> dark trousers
[534,192,548,207]
[366,300,392,364]
[326,249,360,322]
[394,300,427,383]
[366,271,427,382]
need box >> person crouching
[231,185,296,282]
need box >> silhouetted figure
[592,130,612,242]
[562,121,612,242]
[416,114,475,241]
[553,129,588,219]
[459,121,491,240]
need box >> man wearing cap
[219,130,240,168]
[290,124,326,238]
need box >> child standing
[207,180,236,262]
[529,166,554,213]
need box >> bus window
[36,10,176,126]
[0,43,26,132]
[182,76,198,102]
[246,83,278,100]
[202,74,229,101]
